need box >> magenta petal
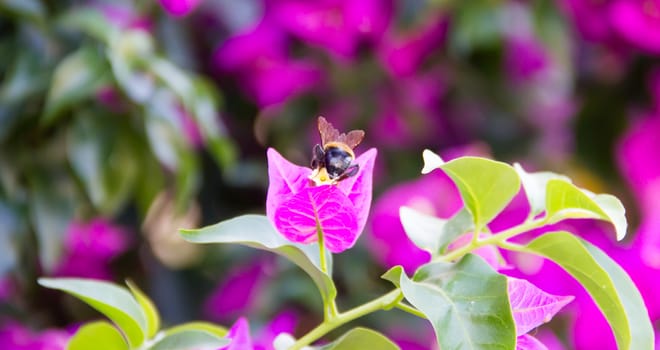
[266,148,313,223]
[274,185,358,253]
[221,317,253,350]
[516,334,549,350]
[508,277,574,335]
[336,148,377,234]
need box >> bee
[309,117,365,185]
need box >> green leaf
[399,207,473,256]
[180,215,336,310]
[513,163,570,217]
[28,175,74,272]
[545,179,627,240]
[0,0,45,23]
[320,328,399,350]
[151,329,229,350]
[67,321,128,350]
[38,278,147,348]
[524,232,654,349]
[448,0,505,56]
[109,50,155,104]
[58,8,116,43]
[189,78,237,170]
[422,151,520,229]
[164,322,228,338]
[43,47,109,126]
[383,255,515,350]
[126,280,160,339]
[67,113,138,216]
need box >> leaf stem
[437,216,548,263]
[289,289,403,350]
[316,224,338,319]
[394,302,426,318]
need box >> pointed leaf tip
[421,149,444,174]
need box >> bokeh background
[1,0,660,349]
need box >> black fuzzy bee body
[309,117,364,185]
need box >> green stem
[317,224,338,319]
[437,216,548,263]
[289,289,403,350]
[394,302,426,319]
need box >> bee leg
[338,164,359,181]
[311,144,325,169]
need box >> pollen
[309,167,336,186]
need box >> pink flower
[213,21,324,108]
[609,0,660,54]
[266,147,376,253]
[557,0,614,42]
[273,0,393,60]
[253,310,298,350]
[53,218,130,280]
[220,317,253,350]
[377,16,449,78]
[159,0,202,17]
[508,278,574,349]
[204,258,270,322]
[504,37,548,83]
[0,322,71,350]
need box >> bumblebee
[309,117,365,185]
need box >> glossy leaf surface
[67,321,128,350]
[126,280,161,339]
[524,231,653,349]
[513,163,570,217]
[38,278,147,347]
[180,215,336,309]
[421,150,520,229]
[383,255,515,349]
[320,328,399,350]
[399,206,473,256]
[545,180,627,240]
[151,329,229,350]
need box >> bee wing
[318,116,341,145]
[341,130,365,149]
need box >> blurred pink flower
[557,0,614,42]
[0,322,71,350]
[253,310,298,350]
[377,16,448,78]
[370,73,446,149]
[53,218,130,280]
[214,21,323,108]
[516,334,548,350]
[204,258,270,322]
[97,3,152,32]
[273,0,393,60]
[220,312,299,350]
[504,37,548,83]
[385,321,436,350]
[0,278,14,301]
[266,147,376,253]
[609,0,660,54]
[617,112,660,206]
[177,107,204,149]
[160,0,202,17]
